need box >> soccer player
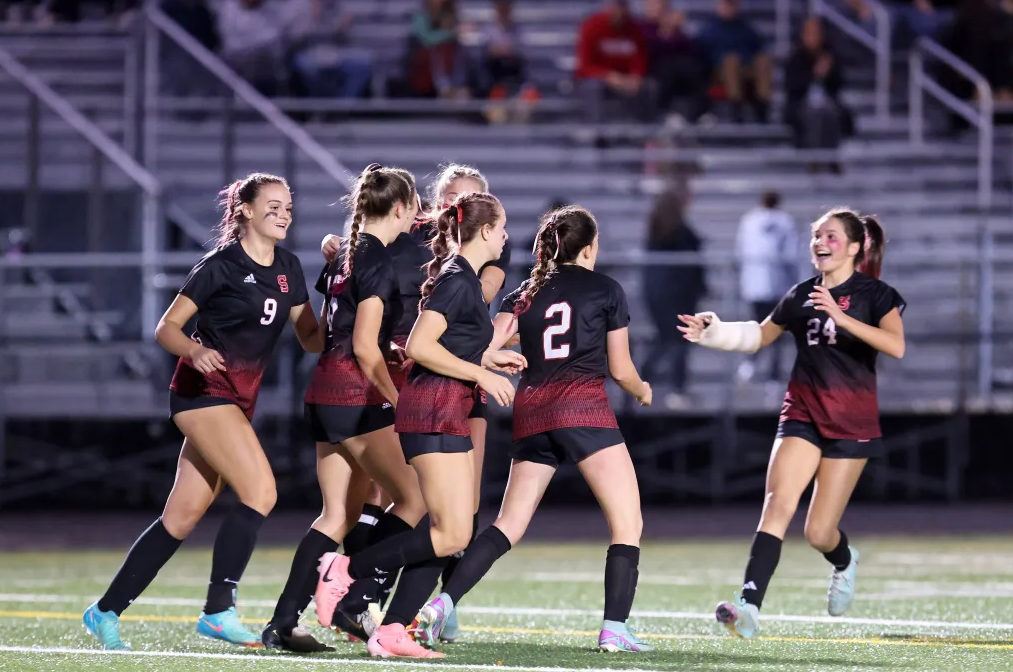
[262,165,427,652]
[83,173,323,649]
[313,192,525,659]
[413,205,654,653]
[678,208,905,638]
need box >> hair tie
[456,204,464,224]
[553,230,561,261]
[365,163,383,173]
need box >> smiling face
[810,216,861,274]
[243,182,293,242]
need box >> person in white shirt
[735,192,799,383]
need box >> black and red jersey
[388,220,436,339]
[169,241,309,419]
[771,271,906,440]
[395,256,494,436]
[499,265,629,440]
[304,233,401,407]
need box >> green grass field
[0,537,1011,671]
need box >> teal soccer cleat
[83,602,130,651]
[439,605,460,643]
[197,607,262,647]
[716,593,760,639]
[827,546,860,617]
[598,620,653,652]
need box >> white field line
[0,646,682,672]
[0,593,1011,631]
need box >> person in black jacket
[784,18,850,173]
[641,181,705,407]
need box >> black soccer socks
[603,544,640,622]
[741,531,783,609]
[204,503,266,615]
[442,524,512,605]
[97,518,183,615]
[269,528,338,630]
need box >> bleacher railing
[139,6,353,195]
[0,44,163,341]
[810,0,890,120]
[908,37,995,399]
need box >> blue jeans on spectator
[292,47,372,98]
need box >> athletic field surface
[0,535,1011,671]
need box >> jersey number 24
[806,317,837,346]
[543,302,572,360]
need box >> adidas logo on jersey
[244,274,256,284]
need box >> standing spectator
[785,17,850,172]
[161,0,220,99]
[734,191,798,385]
[696,0,772,123]
[640,0,709,124]
[641,181,706,409]
[575,0,654,124]
[216,0,285,96]
[279,0,372,100]
[406,0,469,99]
[479,0,539,123]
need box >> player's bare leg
[806,457,867,616]
[172,405,278,647]
[85,438,223,650]
[580,444,650,652]
[718,436,821,638]
[438,416,488,642]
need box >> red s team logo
[277,275,289,293]
[837,295,851,311]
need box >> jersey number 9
[261,298,278,325]
[543,302,572,360]
[806,317,837,346]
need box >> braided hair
[214,172,288,248]
[342,163,416,275]
[514,205,598,316]
[420,191,503,312]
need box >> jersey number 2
[543,302,571,360]
[806,317,837,346]
[261,298,278,325]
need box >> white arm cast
[689,312,762,354]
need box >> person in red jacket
[575,0,655,123]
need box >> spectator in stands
[279,0,372,100]
[641,180,706,409]
[785,17,850,172]
[938,0,1013,110]
[575,0,655,124]
[160,0,220,100]
[479,0,538,123]
[888,0,957,47]
[640,0,710,125]
[734,191,798,385]
[216,0,285,96]
[406,0,469,99]
[696,0,772,123]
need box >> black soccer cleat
[262,622,335,653]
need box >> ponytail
[515,216,560,316]
[419,192,503,312]
[858,215,886,279]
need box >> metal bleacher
[0,0,1010,423]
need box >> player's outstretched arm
[606,327,651,406]
[678,312,783,353]
[406,310,516,406]
[489,312,519,351]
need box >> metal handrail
[775,0,792,59]
[908,37,995,400]
[0,44,163,340]
[143,5,352,190]
[810,0,891,120]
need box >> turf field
[0,537,1010,672]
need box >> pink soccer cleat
[314,552,353,629]
[366,623,445,659]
